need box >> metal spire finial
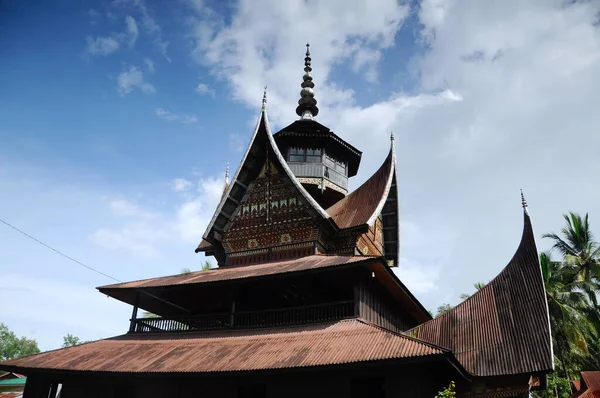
[390,131,395,141]
[521,189,528,209]
[225,162,230,184]
[295,43,319,119]
[262,86,267,110]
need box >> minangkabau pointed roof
[326,135,399,265]
[198,93,331,252]
[410,197,554,377]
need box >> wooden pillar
[129,291,140,333]
[230,300,236,327]
[48,382,59,398]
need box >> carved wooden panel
[222,161,319,262]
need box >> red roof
[572,372,600,398]
[327,143,395,229]
[0,319,446,374]
[99,255,376,290]
[410,210,553,377]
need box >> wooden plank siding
[355,280,417,332]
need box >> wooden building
[0,45,553,398]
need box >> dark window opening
[238,384,266,398]
[351,377,386,398]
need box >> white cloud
[195,83,215,96]
[144,58,155,73]
[0,274,129,351]
[172,178,192,192]
[114,0,170,61]
[228,133,246,152]
[185,0,600,312]
[175,177,225,243]
[88,8,102,24]
[155,108,199,124]
[125,15,139,47]
[90,222,169,258]
[107,198,158,219]
[117,66,156,96]
[85,36,120,56]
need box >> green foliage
[541,211,600,379]
[62,334,88,348]
[459,281,487,300]
[435,381,456,398]
[201,261,212,270]
[531,372,571,398]
[0,323,40,360]
[436,303,453,317]
[180,268,192,274]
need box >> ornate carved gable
[222,161,323,266]
[198,105,335,266]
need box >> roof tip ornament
[225,161,230,185]
[296,43,319,120]
[262,86,267,110]
[521,189,529,214]
[390,131,395,141]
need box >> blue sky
[1,0,600,351]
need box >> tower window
[335,160,346,173]
[306,148,322,163]
[324,154,335,169]
[289,147,305,162]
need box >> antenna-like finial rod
[296,43,319,119]
[262,86,267,109]
[521,189,528,209]
[225,162,230,184]
[390,131,395,141]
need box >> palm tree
[540,252,599,378]
[459,281,487,300]
[543,212,600,296]
[201,261,212,270]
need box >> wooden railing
[287,163,348,190]
[130,300,355,333]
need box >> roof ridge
[356,319,450,353]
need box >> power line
[0,217,122,283]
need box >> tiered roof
[0,319,450,374]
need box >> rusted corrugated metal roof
[326,142,394,229]
[0,319,445,374]
[572,372,600,398]
[410,210,554,377]
[459,387,529,398]
[99,255,375,291]
[0,392,23,398]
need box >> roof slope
[326,138,399,266]
[571,372,600,398]
[411,208,553,377]
[0,320,446,374]
[198,102,331,252]
[326,139,395,229]
[99,255,374,291]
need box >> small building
[0,372,26,397]
[570,371,600,398]
[0,45,554,398]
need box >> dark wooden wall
[31,361,457,398]
[354,280,417,332]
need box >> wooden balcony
[288,163,348,190]
[130,300,355,333]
